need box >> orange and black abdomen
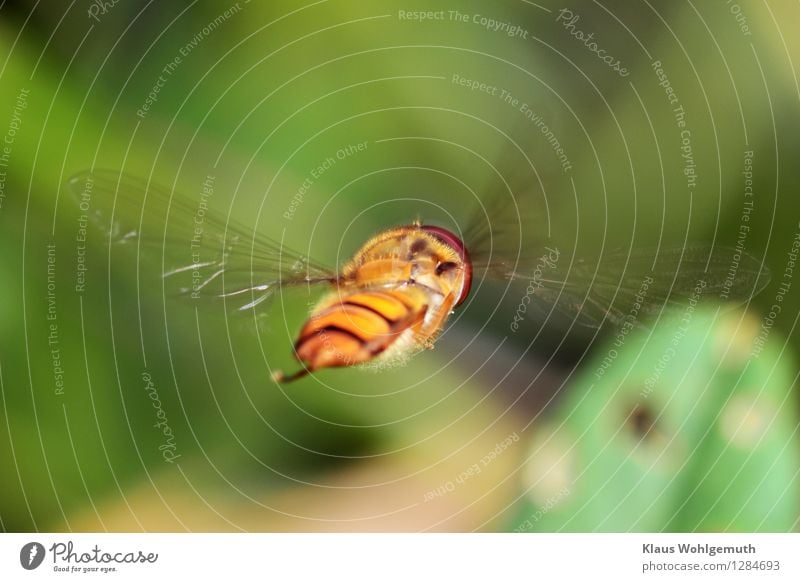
[294,289,427,372]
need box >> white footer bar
[2,533,798,581]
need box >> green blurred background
[1,0,799,532]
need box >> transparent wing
[482,243,771,330]
[68,169,336,310]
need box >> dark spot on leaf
[628,403,656,440]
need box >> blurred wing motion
[68,169,336,310]
[485,243,770,330]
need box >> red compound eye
[420,225,473,306]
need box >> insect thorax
[342,227,466,299]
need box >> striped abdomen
[294,288,429,373]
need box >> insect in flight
[69,170,770,383]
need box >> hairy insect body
[283,226,471,381]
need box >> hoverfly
[69,170,770,383]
